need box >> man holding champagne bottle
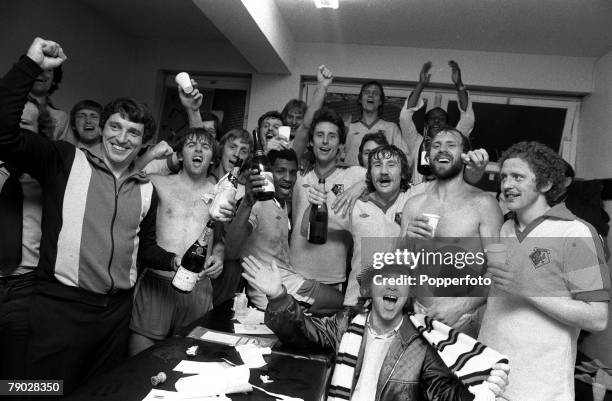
[226,148,343,313]
[129,127,230,356]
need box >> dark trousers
[25,286,133,398]
[212,259,244,307]
[0,271,36,380]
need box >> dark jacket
[266,292,474,401]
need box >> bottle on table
[209,157,243,220]
[251,129,275,201]
[308,178,328,244]
[172,220,215,293]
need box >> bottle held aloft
[308,178,328,244]
[172,220,215,293]
[252,129,275,201]
[209,157,243,220]
[417,128,432,176]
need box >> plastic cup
[278,126,291,141]
[422,213,440,236]
[593,383,607,401]
[485,243,508,265]
[175,72,193,94]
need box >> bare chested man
[129,128,228,355]
[401,127,502,336]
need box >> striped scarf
[327,312,508,401]
[409,313,509,401]
[327,313,366,401]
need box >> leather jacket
[266,292,474,401]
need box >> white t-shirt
[345,119,408,167]
[478,204,610,401]
[290,166,366,284]
[335,190,414,305]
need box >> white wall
[246,42,595,129]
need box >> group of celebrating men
[0,37,609,401]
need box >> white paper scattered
[235,307,266,324]
[174,360,228,375]
[260,375,273,384]
[233,323,274,335]
[251,384,304,401]
[235,344,270,368]
[200,331,240,346]
[142,388,231,401]
[175,365,252,397]
[185,345,198,356]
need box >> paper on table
[174,360,228,375]
[235,344,271,368]
[200,330,240,346]
[233,323,274,335]
[175,365,252,397]
[235,307,266,324]
[142,388,231,401]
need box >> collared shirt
[479,203,610,401]
[351,314,403,401]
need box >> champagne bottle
[252,129,275,201]
[209,157,242,220]
[308,178,328,244]
[417,126,432,176]
[172,220,215,293]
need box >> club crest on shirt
[529,247,551,269]
[331,184,344,196]
[394,212,402,226]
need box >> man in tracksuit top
[0,38,180,395]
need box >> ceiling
[81,0,612,58]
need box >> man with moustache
[226,149,343,313]
[129,128,226,355]
[331,145,414,306]
[0,38,179,394]
[401,127,502,336]
[240,258,509,401]
[480,141,609,401]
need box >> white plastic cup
[422,213,440,237]
[175,72,193,94]
[593,383,607,401]
[278,126,291,141]
[485,243,508,265]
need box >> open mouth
[83,124,95,131]
[318,146,331,154]
[377,177,392,187]
[504,191,519,201]
[382,295,398,308]
[192,156,204,166]
[435,155,451,164]
[278,182,293,190]
[111,143,129,153]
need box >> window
[158,73,251,142]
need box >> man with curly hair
[480,141,610,400]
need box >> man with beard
[129,128,226,355]
[330,145,414,306]
[399,61,476,184]
[226,149,343,313]
[240,258,509,401]
[401,127,502,336]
